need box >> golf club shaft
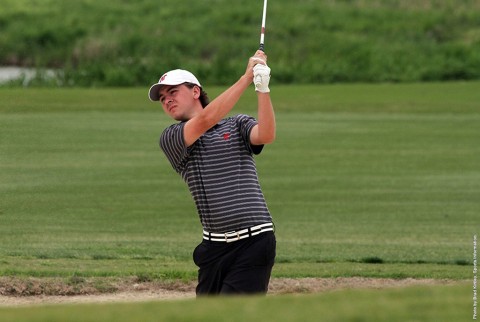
[259,0,268,51]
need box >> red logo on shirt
[223,132,230,140]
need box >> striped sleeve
[159,122,189,173]
[235,114,264,155]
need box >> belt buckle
[224,231,240,243]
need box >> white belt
[203,222,274,243]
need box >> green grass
[0,283,472,322]
[0,82,479,281]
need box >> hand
[244,50,268,81]
[253,64,271,93]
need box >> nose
[162,96,172,106]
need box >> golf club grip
[259,43,265,52]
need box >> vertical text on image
[474,234,477,320]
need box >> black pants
[193,231,276,296]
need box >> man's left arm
[250,93,275,145]
[249,63,275,145]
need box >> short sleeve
[159,122,189,173]
[235,114,264,155]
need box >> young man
[148,50,276,295]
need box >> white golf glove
[253,64,271,93]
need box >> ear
[193,86,201,99]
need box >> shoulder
[161,122,185,139]
[160,122,187,149]
[231,114,255,121]
[162,122,185,134]
[227,114,257,128]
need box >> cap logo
[160,74,167,82]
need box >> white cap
[148,69,202,101]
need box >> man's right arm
[182,50,267,147]
[183,75,251,147]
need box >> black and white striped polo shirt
[160,114,272,233]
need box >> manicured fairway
[0,82,478,280]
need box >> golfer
[148,50,276,295]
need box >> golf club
[259,0,268,51]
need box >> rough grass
[1,0,480,85]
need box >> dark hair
[184,82,210,108]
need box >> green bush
[1,0,479,86]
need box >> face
[158,84,200,121]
